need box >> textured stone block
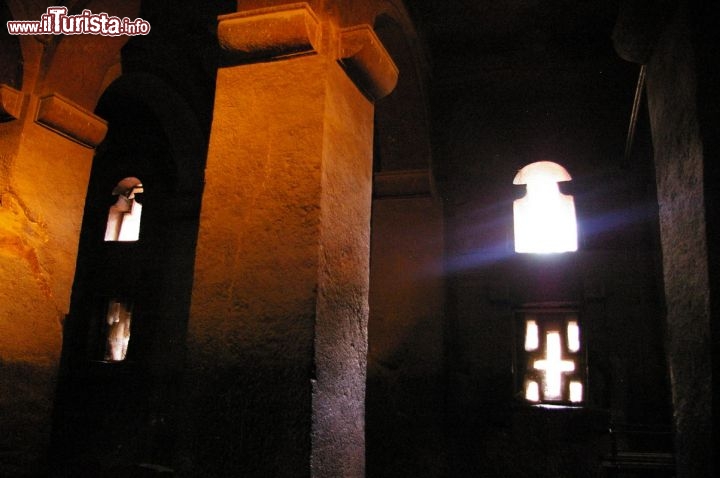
[35,94,107,147]
[0,84,23,121]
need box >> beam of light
[444,247,516,274]
[578,202,657,240]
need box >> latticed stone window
[516,307,586,404]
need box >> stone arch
[372,11,432,172]
[40,1,141,110]
[51,70,206,474]
[96,72,205,195]
[367,6,446,478]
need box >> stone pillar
[644,8,712,478]
[614,2,713,476]
[179,4,397,477]
[0,86,106,476]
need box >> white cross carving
[533,331,575,400]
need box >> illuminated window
[104,177,143,242]
[517,308,586,404]
[513,161,577,253]
[102,299,133,361]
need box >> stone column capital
[217,3,398,101]
[338,25,398,101]
[218,3,321,64]
[35,94,107,148]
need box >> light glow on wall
[513,161,577,253]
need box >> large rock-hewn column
[0,83,106,477]
[614,2,713,477]
[179,4,397,477]
[645,14,712,478]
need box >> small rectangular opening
[524,319,539,351]
[567,320,580,352]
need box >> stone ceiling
[406,0,623,84]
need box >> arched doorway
[51,73,205,476]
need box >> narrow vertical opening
[526,380,540,402]
[567,320,580,352]
[569,381,583,403]
[525,319,539,351]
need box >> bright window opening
[518,309,586,404]
[513,161,577,253]
[103,299,132,361]
[524,319,539,351]
[569,381,583,403]
[567,320,580,352]
[104,177,143,242]
[526,381,540,402]
[533,332,575,400]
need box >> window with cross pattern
[517,307,586,405]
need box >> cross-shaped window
[517,307,586,404]
[534,332,575,399]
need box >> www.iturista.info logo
[7,6,150,36]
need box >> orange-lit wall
[0,3,137,474]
